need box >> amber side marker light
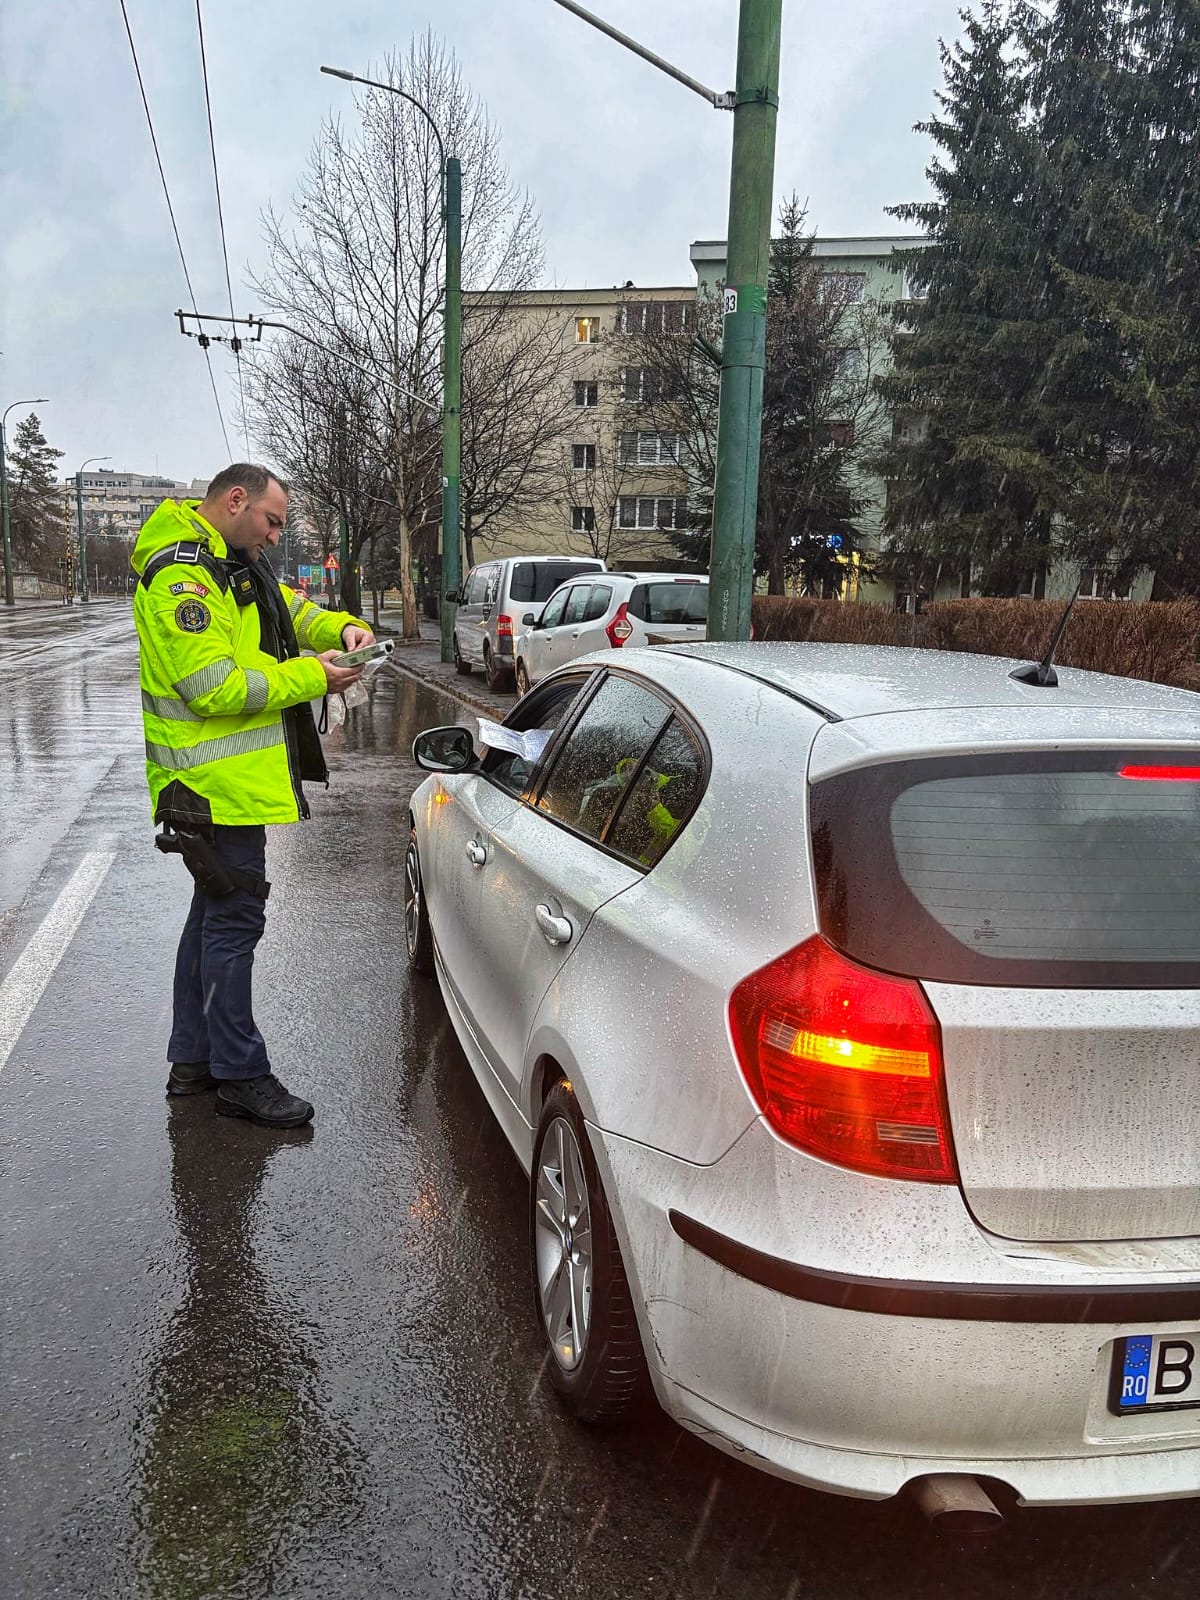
[1119,765,1200,781]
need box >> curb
[384,652,501,721]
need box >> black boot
[215,1074,314,1129]
[167,1061,216,1097]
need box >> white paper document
[476,717,552,762]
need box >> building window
[574,381,598,408]
[618,495,688,531]
[618,430,681,466]
[821,272,866,304]
[826,420,855,448]
[576,317,600,343]
[618,300,695,335]
[572,444,597,470]
[1078,567,1132,600]
[836,347,864,382]
[620,367,675,404]
[571,505,596,533]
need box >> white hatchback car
[514,572,708,693]
[405,643,1200,1517]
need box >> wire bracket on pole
[550,0,735,109]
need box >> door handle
[465,840,487,867]
[570,630,581,638]
[534,904,573,945]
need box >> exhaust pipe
[908,1474,1004,1533]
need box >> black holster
[154,826,271,901]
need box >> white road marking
[0,851,116,1072]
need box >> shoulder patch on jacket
[169,580,210,598]
[174,598,212,634]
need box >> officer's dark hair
[205,463,288,501]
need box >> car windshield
[811,749,1200,988]
[510,562,603,605]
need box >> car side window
[563,586,589,626]
[464,567,487,604]
[482,678,588,796]
[607,717,705,867]
[584,584,613,622]
[536,675,671,843]
[540,591,569,629]
[484,565,501,606]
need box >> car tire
[530,1081,648,1423]
[403,830,435,976]
[453,636,471,676]
[515,658,531,697]
[483,645,510,693]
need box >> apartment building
[61,469,189,538]
[461,285,699,569]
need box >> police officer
[131,464,370,1129]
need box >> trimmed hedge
[749,595,1200,693]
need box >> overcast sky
[2,0,965,485]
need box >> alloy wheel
[403,840,422,958]
[533,1115,593,1371]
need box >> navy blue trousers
[168,824,271,1081]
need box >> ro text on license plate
[1109,1333,1200,1416]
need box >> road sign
[324,554,339,570]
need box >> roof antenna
[1009,582,1082,687]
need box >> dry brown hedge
[750,595,1200,692]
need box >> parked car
[449,556,607,690]
[405,642,1200,1516]
[515,572,709,693]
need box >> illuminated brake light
[728,936,956,1183]
[1119,764,1200,781]
[606,603,634,646]
[496,614,514,638]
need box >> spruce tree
[6,413,68,582]
[876,2,1064,596]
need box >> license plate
[1109,1333,1200,1416]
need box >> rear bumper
[589,1120,1200,1506]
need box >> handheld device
[331,639,395,668]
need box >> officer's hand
[342,624,375,650]
[319,650,365,692]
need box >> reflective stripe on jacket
[130,499,367,825]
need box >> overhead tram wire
[194,0,249,456]
[118,0,232,457]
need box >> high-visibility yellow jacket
[131,499,368,825]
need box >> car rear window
[510,562,603,604]
[628,582,708,624]
[810,750,1200,988]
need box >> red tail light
[496,614,514,638]
[606,603,634,646]
[728,936,957,1183]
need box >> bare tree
[459,301,585,567]
[244,338,393,615]
[252,33,547,637]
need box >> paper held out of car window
[476,717,553,763]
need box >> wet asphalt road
[2,602,1197,1599]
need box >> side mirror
[413,725,476,773]
[444,590,460,605]
[522,611,537,627]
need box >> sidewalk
[380,614,518,722]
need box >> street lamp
[75,456,111,605]
[1,398,50,607]
[320,65,462,663]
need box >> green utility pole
[707,0,782,642]
[548,0,782,643]
[0,425,13,608]
[440,156,463,664]
[75,474,88,606]
[338,510,350,607]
